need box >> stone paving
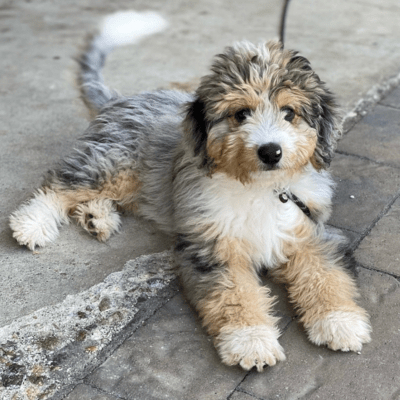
[2,0,400,399]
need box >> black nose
[257,143,282,165]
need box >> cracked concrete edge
[342,69,400,133]
[0,251,178,400]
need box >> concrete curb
[0,252,178,400]
[342,70,400,134]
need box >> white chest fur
[199,167,333,268]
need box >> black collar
[278,190,313,220]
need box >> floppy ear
[182,97,213,169]
[311,91,342,169]
[286,53,342,169]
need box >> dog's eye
[282,106,295,123]
[234,108,251,123]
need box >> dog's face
[183,40,341,183]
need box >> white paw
[75,199,121,242]
[307,310,372,352]
[10,190,68,250]
[216,325,286,372]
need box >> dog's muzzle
[257,143,282,166]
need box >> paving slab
[86,293,245,400]
[229,390,259,400]
[63,384,119,400]
[328,153,400,233]
[337,104,400,168]
[380,86,400,110]
[85,277,293,400]
[238,268,400,400]
[285,0,400,113]
[356,197,400,277]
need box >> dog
[10,10,371,371]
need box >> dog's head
[183,40,341,183]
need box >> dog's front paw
[75,199,121,242]
[306,310,372,352]
[215,325,286,372]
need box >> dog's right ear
[182,98,212,169]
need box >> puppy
[10,11,371,371]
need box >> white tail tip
[99,10,168,49]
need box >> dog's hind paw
[215,325,286,372]
[9,190,69,250]
[75,199,121,242]
[306,310,372,352]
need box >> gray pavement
[1,0,400,399]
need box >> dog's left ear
[287,54,342,169]
[182,97,212,169]
[311,90,342,170]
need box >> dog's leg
[10,188,71,250]
[176,236,285,372]
[74,198,121,241]
[271,237,371,352]
[10,168,141,249]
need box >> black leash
[278,190,313,221]
[279,0,291,46]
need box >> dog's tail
[77,10,168,115]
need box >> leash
[279,0,291,46]
[278,190,313,221]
